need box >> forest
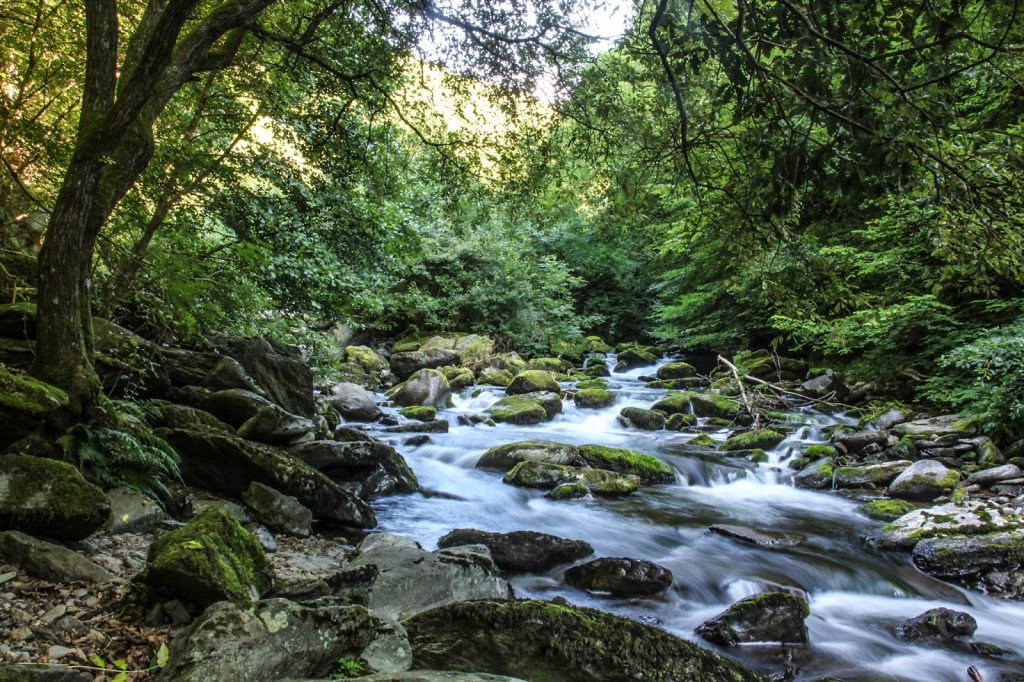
[1,1,1023,681]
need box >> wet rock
[888,460,960,501]
[892,415,974,439]
[656,361,697,380]
[968,464,1022,486]
[157,598,396,682]
[211,335,315,417]
[0,454,109,540]
[477,367,515,387]
[437,529,593,572]
[199,389,315,444]
[834,430,888,453]
[384,420,450,434]
[506,370,561,395]
[141,508,274,608]
[344,345,390,376]
[400,405,437,421]
[439,366,475,391]
[617,407,665,431]
[485,395,554,425]
[834,460,912,488]
[332,533,512,621]
[869,501,1024,550]
[404,435,431,447]
[0,531,113,583]
[0,367,69,449]
[573,388,614,409]
[242,482,313,537]
[708,524,803,548]
[896,607,977,642]
[800,370,847,399]
[519,391,563,420]
[105,487,169,535]
[404,600,765,682]
[723,429,785,452]
[160,427,376,528]
[564,557,672,596]
[912,530,1024,597]
[503,461,640,497]
[387,369,451,409]
[577,444,674,483]
[613,346,658,372]
[696,591,810,645]
[358,673,523,681]
[389,349,462,380]
[547,483,589,500]
[527,357,571,373]
[289,439,418,499]
[328,382,382,421]
[861,499,917,521]
[794,457,835,490]
[0,663,92,681]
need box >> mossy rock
[617,407,665,431]
[574,364,611,379]
[506,371,561,395]
[646,378,704,390]
[577,445,674,483]
[690,393,741,419]
[0,367,69,448]
[794,457,835,490]
[804,444,836,460]
[141,400,233,433]
[0,301,37,339]
[688,434,717,448]
[0,454,110,541]
[656,361,697,380]
[439,366,475,390]
[503,461,640,496]
[404,600,767,682]
[547,482,590,500]
[696,591,810,646]
[401,405,437,421]
[863,499,917,521]
[574,378,609,390]
[666,413,696,430]
[486,396,548,425]
[722,429,785,452]
[142,507,273,608]
[650,392,696,416]
[527,357,571,373]
[835,460,912,488]
[614,346,657,371]
[573,388,614,409]
[476,441,582,472]
[585,336,613,354]
[478,368,515,387]
[343,345,389,375]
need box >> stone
[405,602,767,681]
[564,557,672,596]
[911,530,1024,592]
[105,487,169,535]
[384,420,449,434]
[437,529,593,572]
[896,607,977,642]
[656,361,697,380]
[159,427,375,528]
[690,393,741,419]
[0,454,109,540]
[200,389,314,444]
[0,531,113,583]
[332,534,512,621]
[834,430,888,453]
[861,499,917,521]
[506,371,561,395]
[617,407,665,431]
[696,591,810,645]
[577,444,674,483]
[477,367,515,387]
[387,369,451,409]
[800,370,847,399]
[526,357,571,373]
[344,345,390,376]
[794,457,836,490]
[892,415,974,439]
[358,673,523,681]
[834,460,912,488]
[389,349,461,379]
[0,663,91,681]
[708,525,803,548]
[613,346,657,371]
[503,462,640,497]
[329,382,382,421]
[888,460,960,501]
[967,464,1023,486]
[142,401,233,433]
[485,395,549,425]
[157,598,396,682]
[141,508,274,608]
[0,368,69,449]
[869,501,1024,550]
[547,483,589,500]
[438,366,474,391]
[400,405,437,421]
[573,388,614,409]
[289,439,418,498]
[722,429,785,452]
[242,482,313,537]
[476,441,582,472]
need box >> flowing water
[368,355,1024,681]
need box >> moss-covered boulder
[585,336,613,353]
[527,357,571,373]
[794,457,835,489]
[688,433,717,448]
[401,405,438,421]
[404,600,767,682]
[690,393,742,419]
[476,441,582,472]
[344,345,389,375]
[438,366,475,390]
[573,388,614,409]
[388,369,451,409]
[486,392,561,425]
[0,454,109,540]
[887,460,960,501]
[650,391,695,416]
[390,349,462,380]
[506,370,561,395]
[504,461,639,496]
[911,530,1024,598]
[722,429,785,452]
[437,529,593,572]
[617,407,666,431]
[478,367,515,387]
[547,482,589,500]
[0,301,37,339]
[577,444,674,483]
[565,557,673,596]
[868,500,1024,551]
[696,591,810,646]
[862,499,917,521]
[574,378,609,390]
[0,530,113,583]
[834,460,912,488]
[0,368,69,448]
[142,508,273,608]
[666,413,697,430]
[656,361,697,380]
[613,346,657,372]
[290,439,418,499]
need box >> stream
[369,355,1024,682]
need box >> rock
[477,367,514,387]
[968,464,1023,486]
[0,663,92,680]
[345,345,390,376]
[438,366,474,391]
[404,600,765,682]
[573,388,614,409]
[485,395,550,425]
[613,347,657,372]
[142,401,233,433]
[577,444,674,483]
[869,501,1024,550]
[329,382,382,421]
[888,460,960,501]
[503,462,639,497]
[0,368,69,449]
[385,420,449,434]
[0,301,37,338]
[800,370,847,399]
[0,454,109,540]
[506,370,561,395]
[212,335,315,417]
[697,591,809,645]
[159,427,376,528]
[417,333,494,364]
[289,439,418,498]
[106,487,169,534]
[357,673,523,681]
[708,524,803,548]
[0,531,113,583]
[200,389,314,444]
[333,533,512,621]
[834,460,912,488]
[723,429,785,452]
[547,482,589,500]
[690,393,741,419]
[892,415,974,439]
[387,369,451,409]
[912,530,1024,590]
[667,413,697,431]
[650,391,694,415]
[477,441,583,472]
[896,607,977,642]
[518,391,563,420]
[656,361,696,380]
[862,499,917,521]
[157,598,395,682]
[526,357,571,373]
[565,557,672,596]
[242,482,313,537]
[400,406,437,421]
[142,508,273,608]
[617,407,665,431]
[794,457,835,490]
[390,349,461,379]
[835,430,888,453]
[437,529,593,572]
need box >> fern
[58,400,182,504]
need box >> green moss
[585,336,613,353]
[690,394,742,418]
[804,444,836,459]
[343,346,388,374]
[750,450,769,463]
[817,460,835,478]
[486,395,548,425]
[400,405,437,421]
[575,378,609,390]
[666,413,697,430]
[651,391,697,415]
[574,388,614,409]
[527,357,568,373]
[0,367,68,414]
[722,429,785,452]
[547,482,589,500]
[863,499,916,521]
[578,444,674,483]
[689,434,717,448]
[856,400,913,429]
[507,370,561,395]
[504,461,641,495]
[478,369,515,387]
[656,361,697,380]
[951,487,969,504]
[0,453,110,540]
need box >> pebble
[47,644,73,660]
[55,615,89,635]
[0,571,16,585]
[10,626,32,641]
[41,604,67,624]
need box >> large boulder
[0,368,69,448]
[656,361,696,380]
[388,369,451,409]
[896,607,977,642]
[105,487,170,535]
[868,501,1023,550]
[485,395,553,425]
[157,599,397,682]
[892,414,974,439]
[834,460,912,488]
[723,429,785,452]
[0,454,109,540]
[289,439,418,498]
[242,482,313,537]
[613,346,657,372]
[404,600,766,682]
[800,369,847,399]
[506,371,561,395]
[141,508,274,608]
[344,345,390,376]
[390,349,461,379]
[911,530,1024,598]
[329,382,382,421]
[332,534,512,621]
[476,441,582,472]
[503,461,640,497]
[708,525,803,549]
[437,529,593,572]
[696,591,810,645]
[887,460,960,501]
[0,530,113,583]
[564,557,673,596]
[200,388,314,444]
[159,427,376,528]
[212,335,315,417]
[573,388,614,409]
[577,444,674,484]
[794,457,835,490]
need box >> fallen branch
[718,354,757,425]
[716,355,856,410]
